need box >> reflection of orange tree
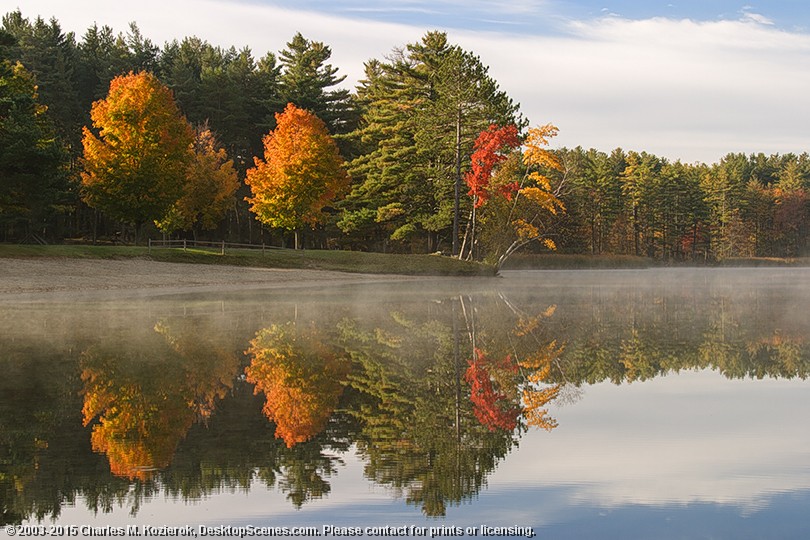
[81,352,195,480]
[81,319,239,480]
[154,321,239,420]
[245,323,350,448]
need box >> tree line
[1,10,807,260]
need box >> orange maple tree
[245,103,349,248]
[81,71,194,239]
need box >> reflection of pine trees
[339,301,517,517]
[530,285,810,385]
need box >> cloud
[493,370,810,510]
[450,14,810,161]
[743,11,774,25]
[7,0,810,163]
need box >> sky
[5,0,810,163]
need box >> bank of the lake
[501,253,810,269]
[0,244,496,278]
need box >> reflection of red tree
[245,325,350,447]
[464,349,520,432]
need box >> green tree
[772,168,809,256]
[80,71,194,241]
[77,23,131,110]
[343,31,522,253]
[278,33,353,134]
[338,57,424,250]
[1,11,82,150]
[0,44,70,241]
[416,41,523,256]
[556,147,626,254]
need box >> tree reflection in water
[1,276,808,524]
[245,322,351,448]
[80,318,240,480]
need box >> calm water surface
[2,268,809,539]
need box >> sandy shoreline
[0,257,415,300]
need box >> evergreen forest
[1,10,808,261]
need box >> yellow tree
[157,124,239,237]
[81,71,194,241]
[246,103,349,249]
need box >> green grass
[500,253,654,269]
[717,256,810,267]
[501,253,810,269]
[0,244,497,276]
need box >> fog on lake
[2,268,809,539]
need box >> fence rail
[147,238,285,255]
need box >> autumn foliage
[464,124,521,207]
[245,324,350,447]
[157,125,239,234]
[246,103,349,240]
[464,349,520,432]
[81,71,194,232]
[80,358,194,480]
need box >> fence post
[221,240,225,255]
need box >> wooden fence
[147,238,284,255]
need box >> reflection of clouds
[492,370,810,512]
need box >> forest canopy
[0,10,807,260]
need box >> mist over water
[2,268,809,538]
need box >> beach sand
[0,257,413,300]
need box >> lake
[2,268,809,539]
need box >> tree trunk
[452,106,462,257]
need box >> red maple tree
[464,124,521,207]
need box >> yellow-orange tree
[246,103,349,249]
[245,323,350,448]
[156,124,239,237]
[81,71,193,240]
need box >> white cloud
[452,15,810,161]
[6,0,810,163]
[743,12,774,25]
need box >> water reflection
[1,269,808,529]
[80,319,239,480]
[246,322,351,448]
